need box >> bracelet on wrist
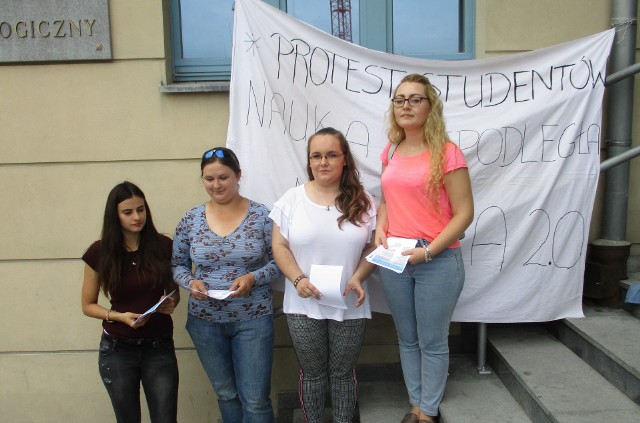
[293,274,306,288]
[424,246,433,263]
[106,308,114,323]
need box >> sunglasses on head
[203,148,225,160]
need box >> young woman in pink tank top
[375,74,474,423]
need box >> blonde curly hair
[387,73,447,203]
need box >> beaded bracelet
[424,246,433,263]
[293,274,306,288]
[106,308,113,323]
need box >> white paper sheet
[310,264,346,309]
[207,289,235,300]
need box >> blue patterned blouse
[172,200,281,323]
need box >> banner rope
[611,17,637,44]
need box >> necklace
[323,197,333,211]
[126,250,138,266]
[313,183,338,211]
[124,243,139,266]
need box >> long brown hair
[387,73,448,202]
[97,181,172,297]
[306,127,372,228]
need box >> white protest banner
[227,0,615,322]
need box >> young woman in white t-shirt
[270,127,377,423]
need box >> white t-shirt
[269,184,376,321]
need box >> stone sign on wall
[0,0,111,63]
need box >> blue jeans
[379,247,464,417]
[186,313,274,423]
[98,332,179,423]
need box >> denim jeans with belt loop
[98,331,179,423]
[378,240,465,417]
[186,313,275,423]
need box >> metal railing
[600,145,640,171]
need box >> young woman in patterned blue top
[172,147,281,423]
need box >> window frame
[360,0,476,60]
[169,0,475,82]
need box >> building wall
[0,0,636,421]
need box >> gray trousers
[286,314,366,423]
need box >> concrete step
[355,355,533,423]
[488,325,640,423]
[440,354,532,423]
[357,379,410,422]
[557,305,640,405]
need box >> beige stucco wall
[484,0,612,52]
[1,0,638,421]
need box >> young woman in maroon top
[81,181,180,423]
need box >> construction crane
[330,0,352,42]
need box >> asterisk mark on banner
[244,32,260,56]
